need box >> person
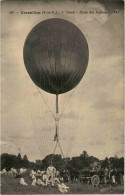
[57,182,69,193]
[20,178,28,186]
[63,170,69,183]
[2,168,7,175]
[104,167,108,185]
[46,163,56,186]
[42,171,48,186]
[110,168,117,186]
[10,168,17,177]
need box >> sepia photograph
[1,0,124,194]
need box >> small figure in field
[46,163,56,186]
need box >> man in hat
[46,163,56,186]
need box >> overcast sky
[1,0,124,162]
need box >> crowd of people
[1,162,124,192]
[1,163,69,193]
[103,167,124,186]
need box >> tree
[81,151,89,159]
[109,156,124,170]
[69,157,83,171]
[36,160,42,170]
[0,151,124,174]
[17,153,22,159]
[22,155,29,168]
[16,153,22,168]
[1,153,17,170]
[23,155,28,161]
[102,157,110,168]
[41,154,64,170]
[88,156,100,164]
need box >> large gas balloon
[23,18,89,94]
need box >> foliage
[0,150,124,173]
[1,153,30,170]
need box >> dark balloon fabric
[23,18,89,94]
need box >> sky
[1,0,124,162]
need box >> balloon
[23,18,89,94]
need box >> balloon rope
[57,141,65,159]
[26,77,44,157]
[60,87,77,119]
[50,140,65,163]
[50,141,58,163]
[36,87,55,119]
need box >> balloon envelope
[23,18,89,94]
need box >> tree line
[1,151,124,173]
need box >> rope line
[37,87,55,119]
[59,87,77,119]
[50,141,58,163]
[50,140,65,162]
[26,75,78,163]
[57,141,65,159]
[50,140,69,168]
[26,77,44,157]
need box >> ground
[1,175,124,194]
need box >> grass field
[1,175,124,194]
